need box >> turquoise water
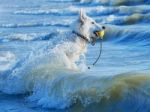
[0,0,150,112]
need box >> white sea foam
[0,52,16,72]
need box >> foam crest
[77,0,150,6]
[0,51,16,72]
[101,25,150,46]
[0,22,69,28]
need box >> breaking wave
[102,25,150,46]
[77,0,150,6]
[0,22,69,28]
[0,62,150,110]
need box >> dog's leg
[65,52,79,70]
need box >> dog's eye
[91,22,95,24]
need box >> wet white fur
[56,10,104,70]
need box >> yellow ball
[98,30,105,39]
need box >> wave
[0,33,51,42]
[0,62,150,110]
[68,73,150,112]
[77,0,150,6]
[0,51,16,72]
[107,13,150,25]
[103,25,150,46]
[0,22,69,28]
[88,6,150,17]
[14,5,150,17]
[14,6,116,16]
[14,8,77,16]
[0,31,67,42]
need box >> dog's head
[72,10,105,45]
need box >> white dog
[54,10,105,70]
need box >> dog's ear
[79,9,87,25]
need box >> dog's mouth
[94,30,105,39]
[91,30,105,46]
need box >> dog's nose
[102,26,105,30]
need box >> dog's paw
[67,63,79,71]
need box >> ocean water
[0,0,150,112]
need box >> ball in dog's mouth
[94,30,105,39]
